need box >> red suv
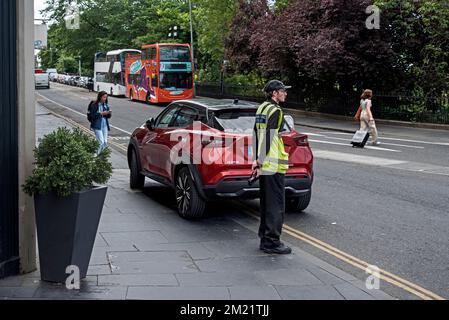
[128,98,314,219]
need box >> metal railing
[196,83,449,124]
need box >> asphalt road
[36,83,449,299]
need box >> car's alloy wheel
[130,150,145,189]
[286,190,312,213]
[175,168,205,219]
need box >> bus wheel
[146,93,152,104]
[129,90,133,101]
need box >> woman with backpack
[89,91,112,155]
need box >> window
[150,48,157,60]
[96,72,110,83]
[160,72,192,90]
[159,46,190,62]
[172,107,198,128]
[142,48,157,60]
[155,106,180,128]
[142,49,151,60]
[211,109,291,133]
[95,52,107,62]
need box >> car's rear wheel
[286,190,312,213]
[130,150,145,189]
[175,167,205,219]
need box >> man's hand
[252,160,261,178]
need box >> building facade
[0,0,36,279]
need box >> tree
[225,0,270,75]
[376,0,449,96]
[225,0,402,97]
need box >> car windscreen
[211,109,291,133]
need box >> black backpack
[87,101,95,123]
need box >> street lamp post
[78,56,82,77]
[189,0,196,96]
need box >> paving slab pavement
[0,104,395,300]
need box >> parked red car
[128,98,314,219]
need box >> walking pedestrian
[252,80,292,255]
[360,89,380,146]
[90,91,112,155]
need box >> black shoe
[261,244,292,255]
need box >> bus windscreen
[160,72,193,90]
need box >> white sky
[34,0,46,20]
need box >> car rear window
[211,109,291,133]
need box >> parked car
[127,98,314,219]
[46,68,57,80]
[48,73,58,82]
[62,75,72,85]
[35,69,50,89]
[78,76,88,88]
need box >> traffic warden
[252,80,292,254]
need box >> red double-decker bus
[125,43,194,104]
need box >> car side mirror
[284,115,295,130]
[146,118,155,131]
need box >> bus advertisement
[94,49,141,96]
[125,43,194,104]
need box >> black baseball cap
[263,80,292,93]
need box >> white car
[35,69,50,89]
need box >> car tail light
[294,135,309,146]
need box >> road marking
[236,202,445,300]
[309,135,424,149]
[318,131,449,146]
[36,92,133,136]
[313,150,407,166]
[309,139,401,153]
[313,149,449,176]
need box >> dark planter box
[34,186,107,283]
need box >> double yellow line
[238,202,445,300]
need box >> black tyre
[129,90,133,101]
[175,167,206,219]
[286,190,312,213]
[130,150,145,189]
[146,93,152,104]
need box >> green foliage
[224,72,266,86]
[56,55,78,74]
[375,0,449,96]
[23,127,112,198]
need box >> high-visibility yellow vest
[255,101,289,174]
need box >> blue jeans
[94,126,108,155]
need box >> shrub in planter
[23,127,112,283]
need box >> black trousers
[259,173,285,248]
